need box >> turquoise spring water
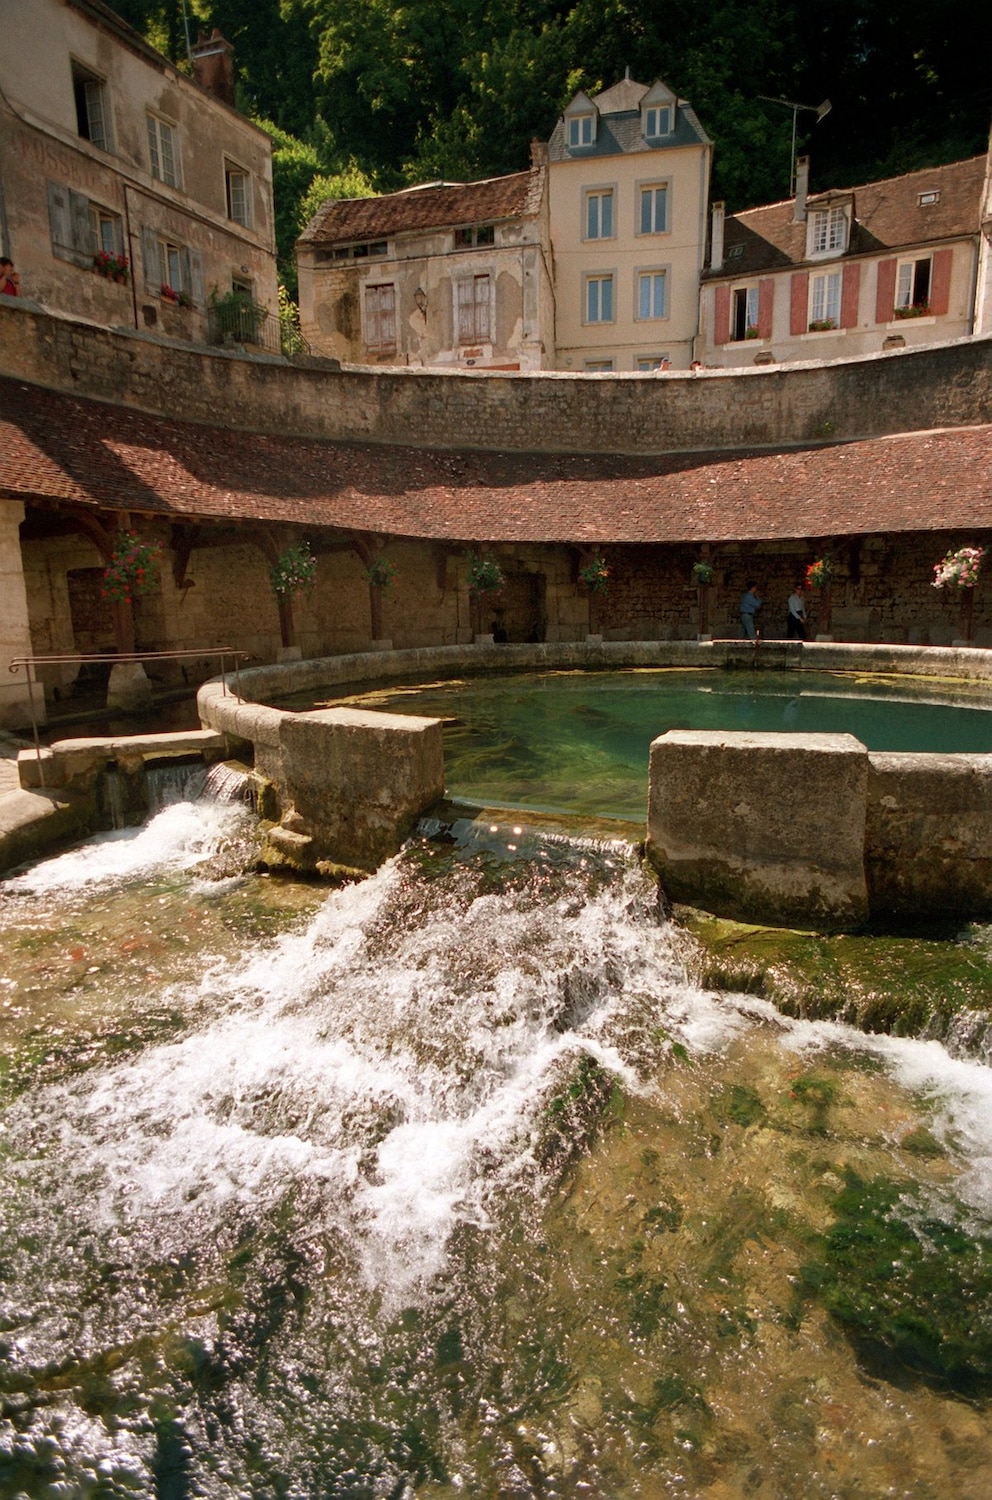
[312,668,992,821]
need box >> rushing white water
[3,802,992,1497]
[4,798,253,894]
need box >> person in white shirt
[786,582,807,639]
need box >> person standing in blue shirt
[740,582,762,640]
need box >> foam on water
[4,799,251,894]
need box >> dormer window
[643,105,672,139]
[568,114,596,148]
[918,190,940,206]
[809,204,848,256]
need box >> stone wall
[646,723,992,927]
[2,300,991,456]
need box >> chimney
[530,138,549,167]
[710,201,725,271]
[191,29,235,108]
[793,155,810,222]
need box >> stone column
[0,500,38,730]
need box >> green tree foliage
[108,0,992,214]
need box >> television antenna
[759,96,832,193]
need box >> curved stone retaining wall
[3,300,991,455]
[195,639,992,922]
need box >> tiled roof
[707,155,987,280]
[2,377,992,545]
[298,170,543,246]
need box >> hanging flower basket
[365,557,397,591]
[101,531,163,605]
[806,557,834,589]
[932,546,985,589]
[578,557,610,593]
[468,553,504,594]
[270,541,317,599]
[691,559,714,586]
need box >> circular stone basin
[290,668,992,822]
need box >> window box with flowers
[94,250,130,284]
[807,318,837,333]
[893,302,930,320]
[161,284,193,308]
[744,326,760,340]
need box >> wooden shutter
[875,257,897,323]
[141,225,160,291]
[840,261,861,328]
[70,192,95,255]
[474,274,490,341]
[47,181,72,251]
[713,283,730,345]
[456,279,475,343]
[929,247,953,316]
[789,271,809,335]
[757,278,774,340]
[188,250,205,308]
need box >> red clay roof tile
[2,376,992,544]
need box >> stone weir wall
[2,300,992,455]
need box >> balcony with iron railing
[206,296,310,357]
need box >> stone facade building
[698,154,991,368]
[0,0,278,345]
[297,169,552,369]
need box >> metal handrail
[8,648,248,787]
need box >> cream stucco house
[546,75,712,371]
[0,0,278,345]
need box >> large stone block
[647,730,869,928]
[277,706,445,870]
[866,752,992,919]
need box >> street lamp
[759,96,832,193]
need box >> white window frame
[637,356,671,371]
[809,204,848,257]
[147,112,180,189]
[584,272,615,324]
[90,204,124,256]
[809,270,841,329]
[583,187,615,241]
[456,273,492,344]
[365,283,397,350]
[895,255,932,311]
[636,268,668,321]
[642,104,672,139]
[225,162,251,227]
[568,113,596,148]
[731,284,761,341]
[584,359,614,371]
[637,182,669,236]
[158,238,185,295]
[71,61,112,152]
